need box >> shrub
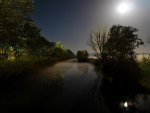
[77,50,89,62]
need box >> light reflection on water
[100,77,150,113]
[45,60,150,113]
[124,101,128,108]
[62,62,97,96]
[45,60,99,112]
[1,60,150,113]
[119,94,150,112]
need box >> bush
[138,57,150,88]
[77,50,89,62]
[139,57,150,75]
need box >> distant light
[10,47,13,51]
[124,101,128,108]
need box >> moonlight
[117,1,133,15]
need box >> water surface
[0,60,150,113]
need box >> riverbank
[88,57,150,91]
[138,57,150,89]
[0,58,69,82]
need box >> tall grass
[0,57,64,81]
[138,57,150,88]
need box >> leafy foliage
[89,25,144,82]
[0,0,74,63]
[77,50,89,62]
[139,57,150,88]
[105,25,144,61]
[89,25,144,62]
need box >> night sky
[32,0,150,53]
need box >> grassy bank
[138,57,150,89]
[90,57,150,90]
[0,57,66,81]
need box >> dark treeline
[0,0,74,64]
[77,50,89,62]
[0,0,75,79]
[89,25,146,83]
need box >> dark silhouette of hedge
[77,50,89,62]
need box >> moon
[117,2,132,15]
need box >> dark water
[0,60,150,113]
[99,78,150,113]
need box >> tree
[0,0,74,63]
[23,22,42,59]
[88,28,109,60]
[55,41,64,49]
[77,50,89,62]
[0,0,33,62]
[65,49,75,59]
[105,25,144,61]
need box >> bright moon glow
[124,101,128,108]
[117,2,132,14]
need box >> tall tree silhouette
[88,28,109,60]
[105,25,144,61]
